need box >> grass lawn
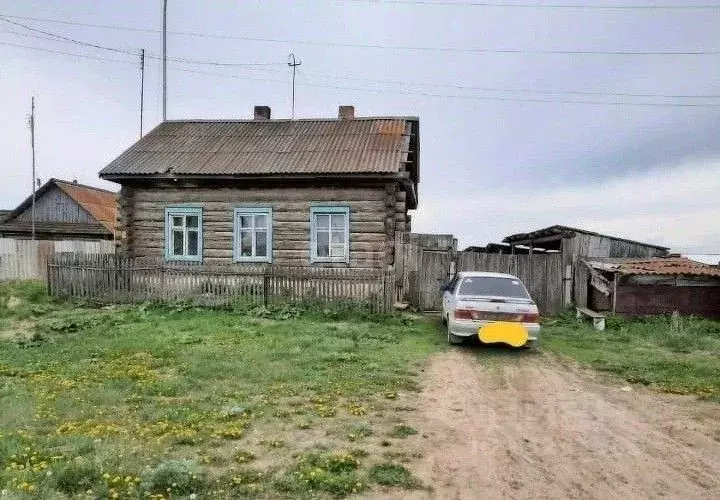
[542,312,720,401]
[0,282,442,499]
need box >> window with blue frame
[310,205,349,263]
[234,207,273,262]
[164,207,203,261]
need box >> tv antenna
[288,53,302,119]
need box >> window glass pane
[316,231,329,257]
[254,214,267,229]
[316,214,330,229]
[240,231,252,257]
[186,215,199,228]
[187,230,199,256]
[172,230,184,255]
[239,215,252,229]
[331,231,345,244]
[330,244,345,258]
[256,231,267,257]
[172,216,184,228]
[330,214,346,230]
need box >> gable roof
[2,179,118,234]
[585,257,720,278]
[98,117,419,183]
[503,224,669,251]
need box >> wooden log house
[99,106,419,271]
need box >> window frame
[164,206,203,262]
[310,205,350,264]
[233,207,273,263]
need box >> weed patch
[368,462,422,488]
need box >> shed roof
[0,179,118,234]
[503,225,668,250]
[585,257,720,278]
[99,117,419,182]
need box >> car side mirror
[440,284,450,292]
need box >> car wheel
[447,323,463,345]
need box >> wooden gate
[418,249,451,310]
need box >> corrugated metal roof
[55,181,118,233]
[586,257,720,278]
[503,224,669,251]
[99,118,417,178]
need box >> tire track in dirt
[379,349,720,499]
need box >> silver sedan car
[441,272,540,347]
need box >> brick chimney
[254,106,271,120]
[338,105,355,120]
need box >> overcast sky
[1,0,719,254]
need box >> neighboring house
[0,210,11,222]
[99,106,419,269]
[0,179,117,241]
[583,257,720,319]
[502,225,669,307]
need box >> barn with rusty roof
[99,105,419,268]
[582,257,720,319]
[0,179,117,241]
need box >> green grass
[543,312,720,400]
[0,281,442,499]
[368,462,422,489]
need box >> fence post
[263,270,270,307]
[46,257,52,297]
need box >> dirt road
[391,349,720,499]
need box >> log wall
[118,182,410,269]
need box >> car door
[442,274,459,320]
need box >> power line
[340,0,720,10]
[0,17,288,67]
[4,39,719,106]
[300,71,720,99]
[172,66,720,107]
[1,13,718,56]
[0,40,137,64]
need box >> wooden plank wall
[457,252,563,315]
[121,184,406,269]
[14,186,93,224]
[0,238,114,281]
[47,254,394,312]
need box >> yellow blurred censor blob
[478,322,529,347]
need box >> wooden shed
[0,179,117,241]
[503,225,669,307]
[583,257,720,319]
[99,106,419,269]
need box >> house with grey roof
[99,105,419,269]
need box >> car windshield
[457,276,530,299]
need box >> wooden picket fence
[47,253,394,312]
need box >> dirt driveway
[388,348,720,499]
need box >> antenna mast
[288,53,302,119]
[162,0,167,121]
[140,48,145,137]
[29,96,36,241]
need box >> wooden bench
[576,307,606,331]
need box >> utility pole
[288,53,302,119]
[162,0,167,121]
[28,96,36,240]
[140,48,145,137]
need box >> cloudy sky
[1,0,719,254]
